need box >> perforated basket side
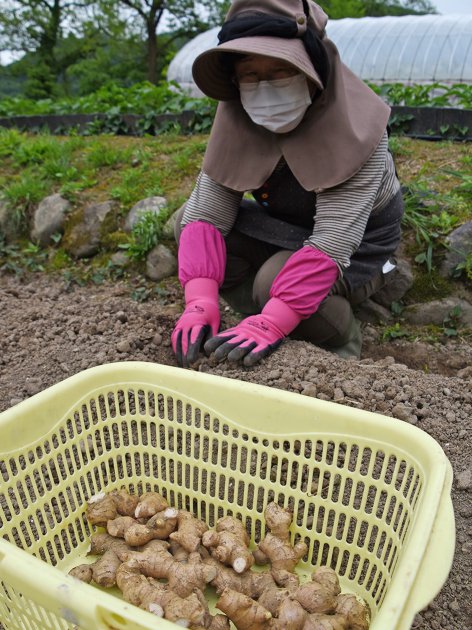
[0,362,454,630]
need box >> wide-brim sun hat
[192,35,324,101]
[191,0,330,101]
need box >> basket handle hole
[96,607,130,628]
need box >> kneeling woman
[172,0,404,367]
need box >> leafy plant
[389,112,415,134]
[130,286,154,302]
[0,239,48,275]
[2,173,49,222]
[369,82,472,109]
[0,81,216,118]
[84,113,132,136]
[451,252,472,281]
[444,169,472,193]
[401,184,460,273]
[382,322,410,341]
[120,211,163,261]
[442,305,462,337]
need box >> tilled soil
[0,272,471,630]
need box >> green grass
[390,137,472,280]
[0,130,470,290]
[0,130,207,229]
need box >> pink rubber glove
[172,278,220,367]
[172,221,226,367]
[204,297,302,367]
[269,246,339,316]
[204,246,339,367]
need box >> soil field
[0,271,471,630]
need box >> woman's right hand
[171,279,220,367]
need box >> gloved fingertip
[204,338,220,355]
[206,332,239,354]
[214,343,233,362]
[187,339,204,365]
[214,349,229,362]
[227,345,251,363]
[243,347,268,367]
[243,354,260,367]
[174,331,183,366]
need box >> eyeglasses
[235,66,300,84]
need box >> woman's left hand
[204,297,303,367]
[204,314,285,367]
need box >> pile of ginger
[69,489,370,630]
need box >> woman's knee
[292,295,354,346]
[252,249,293,308]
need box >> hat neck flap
[202,40,390,192]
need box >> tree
[318,0,365,19]
[105,0,230,85]
[0,0,96,97]
[318,0,437,18]
[360,0,437,16]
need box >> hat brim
[192,36,323,101]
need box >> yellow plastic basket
[0,362,454,630]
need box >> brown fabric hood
[202,38,390,193]
[198,0,390,192]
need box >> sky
[432,0,472,13]
[1,0,472,66]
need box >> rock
[162,209,180,240]
[152,333,163,346]
[25,377,42,396]
[65,200,117,258]
[125,197,168,232]
[456,468,472,491]
[449,599,460,613]
[391,402,416,423]
[31,194,70,246]
[457,366,472,379]
[341,380,366,399]
[301,384,318,397]
[355,298,393,324]
[0,199,21,242]
[116,340,131,353]
[9,397,24,407]
[110,251,129,266]
[369,257,414,307]
[402,298,472,327]
[376,356,396,366]
[145,244,177,281]
[116,311,128,323]
[440,221,472,279]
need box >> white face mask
[239,74,312,134]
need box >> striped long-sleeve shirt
[181,131,400,271]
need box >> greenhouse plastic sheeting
[167,14,472,94]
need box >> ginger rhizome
[216,587,273,630]
[254,502,308,585]
[202,515,254,573]
[169,509,209,552]
[70,490,370,630]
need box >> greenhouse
[167,14,472,95]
